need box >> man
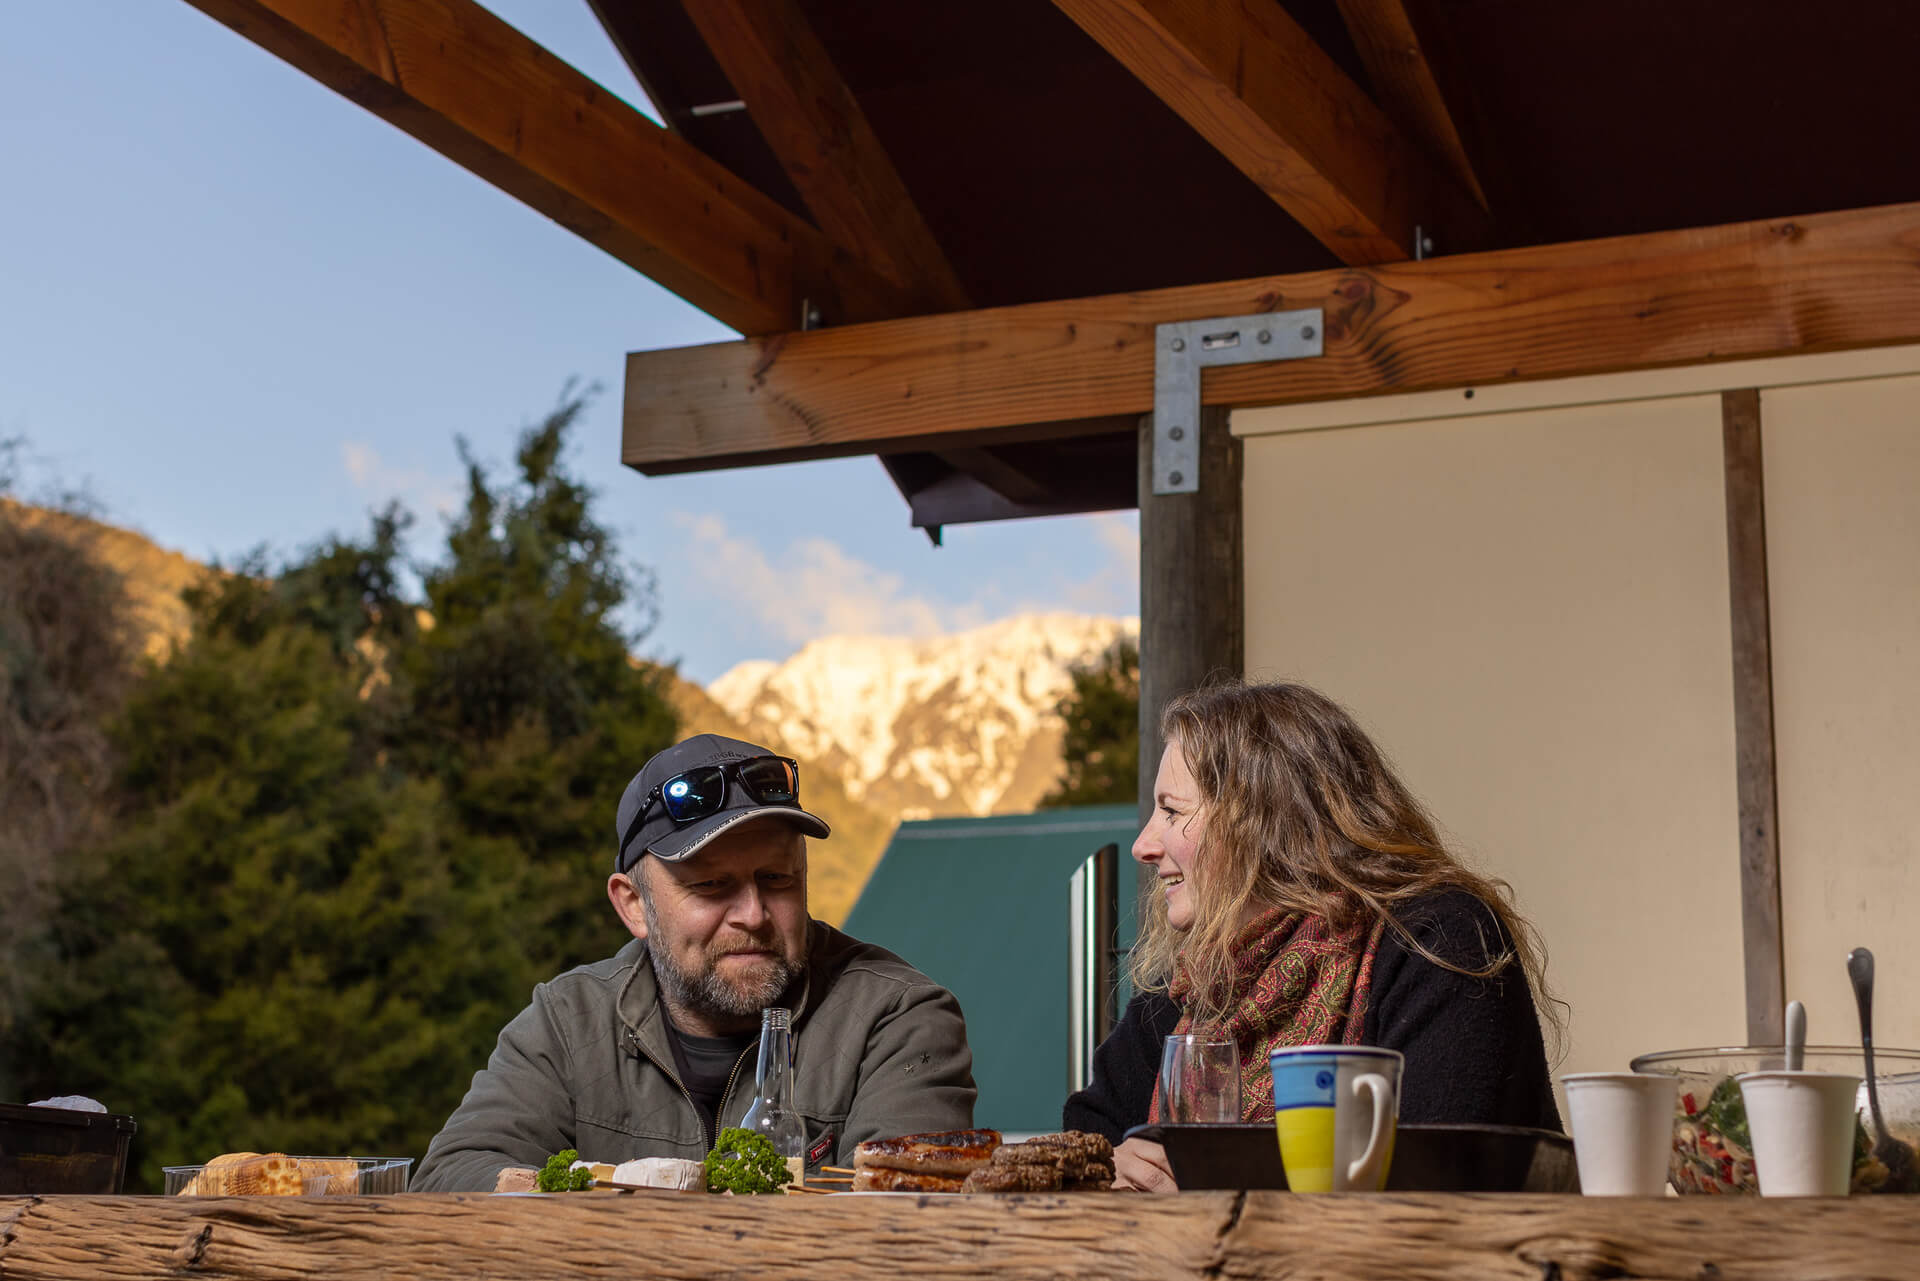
[414,733,975,1192]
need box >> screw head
[1170,337,1186,352]
[1168,426,1185,441]
[1302,325,1316,341]
[1257,329,1271,344]
[1168,470,1184,486]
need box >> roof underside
[588,0,1920,531]
[596,0,1920,297]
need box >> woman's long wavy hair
[1131,680,1560,1043]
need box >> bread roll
[178,1151,261,1196]
[225,1153,302,1196]
[298,1157,361,1195]
[180,1152,304,1196]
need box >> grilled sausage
[851,1166,968,1192]
[851,1128,1002,1176]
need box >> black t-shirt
[1063,890,1562,1142]
[662,1017,756,1149]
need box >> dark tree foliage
[0,446,138,1060]
[1039,639,1139,808]
[12,394,678,1190]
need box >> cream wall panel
[1234,343,1920,438]
[1240,397,1743,1080]
[1763,374,1920,1051]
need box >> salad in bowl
[1629,1045,1920,1194]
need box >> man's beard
[642,908,806,1023]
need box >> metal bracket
[1152,308,1323,494]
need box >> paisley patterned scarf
[1151,906,1386,1122]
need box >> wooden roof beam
[1050,0,1487,265]
[679,0,971,311]
[934,447,1055,506]
[1333,0,1488,212]
[179,0,920,335]
[623,201,1920,472]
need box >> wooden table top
[4,1189,1915,1280]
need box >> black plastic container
[0,1103,137,1194]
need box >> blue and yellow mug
[1269,1045,1404,1192]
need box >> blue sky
[0,1,1137,684]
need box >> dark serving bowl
[1123,1122,1578,1193]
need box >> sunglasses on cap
[618,754,801,864]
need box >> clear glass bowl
[164,1155,413,1196]
[1629,1045,1920,1194]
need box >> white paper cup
[1737,1070,1860,1196]
[1561,1072,1679,1195]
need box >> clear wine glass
[1160,1033,1242,1123]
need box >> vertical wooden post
[1722,387,1786,1045]
[1137,404,1245,838]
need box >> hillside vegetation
[0,506,897,928]
[6,398,688,1189]
[2,497,206,659]
[0,498,140,1046]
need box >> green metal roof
[842,805,1139,1134]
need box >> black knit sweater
[1063,891,1561,1141]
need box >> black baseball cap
[614,733,830,872]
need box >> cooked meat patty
[1025,1131,1114,1162]
[991,1139,1104,1178]
[962,1164,1061,1193]
[990,1143,1062,1168]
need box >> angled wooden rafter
[678,0,971,311]
[179,0,919,335]
[934,447,1054,506]
[1050,0,1488,265]
[622,202,1920,472]
[1332,0,1487,212]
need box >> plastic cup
[1561,1072,1678,1195]
[1737,1070,1860,1196]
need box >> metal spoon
[1847,947,1917,1188]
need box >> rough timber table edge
[2,1191,1915,1280]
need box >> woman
[1064,681,1560,1191]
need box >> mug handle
[1345,1073,1393,1189]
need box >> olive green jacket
[413,922,975,1191]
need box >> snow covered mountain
[707,614,1138,820]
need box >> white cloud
[1091,512,1139,588]
[341,441,460,516]
[1051,512,1138,613]
[669,512,987,646]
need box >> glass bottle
[740,1007,806,1185]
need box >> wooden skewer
[785,1182,837,1194]
[820,1166,857,1176]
